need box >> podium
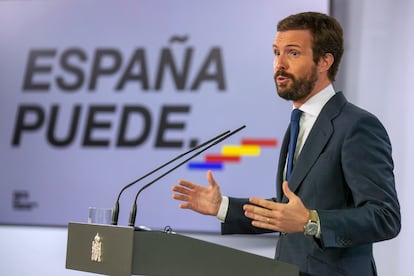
[66,222,299,276]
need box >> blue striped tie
[286,109,302,181]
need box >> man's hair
[277,12,344,81]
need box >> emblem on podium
[91,233,103,262]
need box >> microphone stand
[111,129,231,225]
[128,125,246,227]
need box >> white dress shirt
[217,84,336,223]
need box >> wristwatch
[304,210,319,236]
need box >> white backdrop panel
[0,0,329,231]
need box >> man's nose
[274,55,287,71]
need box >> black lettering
[12,105,45,146]
[117,106,151,147]
[116,49,150,90]
[47,104,81,147]
[155,105,190,148]
[83,105,115,147]
[88,49,122,90]
[191,47,226,90]
[22,49,56,91]
[155,48,193,90]
[56,48,87,91]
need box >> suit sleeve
[318,114,401,248]
[221,197,275,234]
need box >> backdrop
[0,0,328,231]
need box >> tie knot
[291,109,302,123]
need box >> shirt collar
[295,84,336,117]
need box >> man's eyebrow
[272,44,302,49]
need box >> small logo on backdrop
[13,190,38,210]
[91,233,103,263]
[188,138,278,170]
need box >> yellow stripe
[221,145,260,156]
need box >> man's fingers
[244,203,273,218]
[177,180,197,189]
[178,202,192,209]
[172,185,192,195]
[248,197,276,209]
[244,209,269,221]
[172,192,189,201]
[206,170,218,188]
[282,181,294,200]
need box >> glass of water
[88,207,113,224]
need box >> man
[172,12,400,275]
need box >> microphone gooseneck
[111,129,231,225]
[128,125,246,227]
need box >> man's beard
[274,66,318,102]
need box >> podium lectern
[66,222,299,276]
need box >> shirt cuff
[216,196,229,223]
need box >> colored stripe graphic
[241,138,278,147]
[188,162,223,170]
[205,155,241,163]
[188,138,278,171]
[222,145,260,156]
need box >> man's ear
[318,53,334,74]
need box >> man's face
[273,30,318,102]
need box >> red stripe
[241,138,278,147]
[205,155,241,162]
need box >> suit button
[336,237,345,246]
[336,237,353,246]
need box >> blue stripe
[188,162,223,170]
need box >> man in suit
[172,12,401,275]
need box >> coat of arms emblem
[91,233,103,262]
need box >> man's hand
[243,181,310,233]
[172,170,222,216]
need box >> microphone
[111,129,231,225]
[128,125,246,227]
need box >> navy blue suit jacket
[221,92,401,275]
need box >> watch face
[305,222,318,235]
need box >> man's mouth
[276,75,290,85]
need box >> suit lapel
[278,92,347,202]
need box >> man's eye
[274,50,280,56]
[290,51,299,57]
